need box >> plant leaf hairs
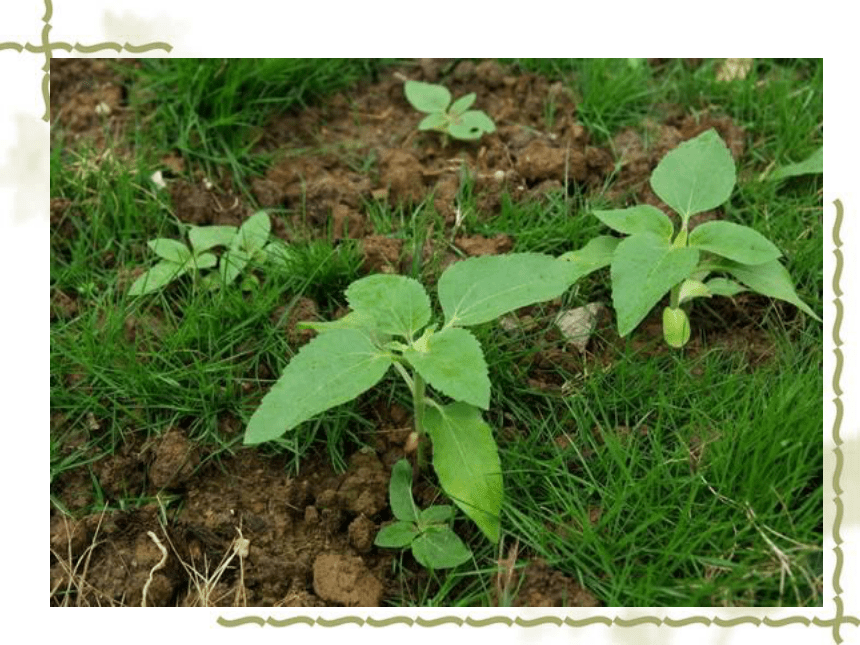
[243,253,575,544]
[560,129,820,347]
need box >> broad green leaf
[439,253,573,328]
[389,459,418,523]
[650,129,736,223]
[424,402,502,544]
[374,521,418,548]
[244,328,393,444]
[262,241,293,267]
[412,528,472,569]
[611,233,700,336]
[147,238,192,264]
[677,278,710,304]
[296,310,381,335]
[718,259,821,321]
[419,505,455,525]
[448,111,495,140]
[559,235,620,282]
[594,205,674,240]
[418,112,448,131]
[705,277,747,297]
[404,80,451,113]
[192,252,218,270]
[447,123,483,141]
[128,260,188,296]
[466,111,495,133]
[346,274,432,339]
[770,146,823,180]
[449,93,477,116]
[688,220,782,265]
[219,248,251,285]
[403,327,490,410]
[188,225,237,254]
[234,211,271,255]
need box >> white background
[1,2,855,644]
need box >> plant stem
[669,224,689,309]
[413,371,428,472]
[670,284,681,309]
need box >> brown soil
[51,58,776,607]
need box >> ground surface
[49,58,823,607]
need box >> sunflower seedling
[128,211,274,295]
[560,128,820,347]
[404,80,496,142]
[243,252,577,545]
[374,459,472,569]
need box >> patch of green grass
[127,58,395,194]
[498,342,822,606]
[509,58,656,142]
[663,58,823,166]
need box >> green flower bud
[663,306,691,348]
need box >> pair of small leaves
[404,80,496,141]
[374,459,472,570]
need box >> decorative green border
[0,0,171,122]
[20,8,851,635]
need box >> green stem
[391,360,414,390]
[670,284,681,309]
[669,224,689,309]
[413,372,427,472]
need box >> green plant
[128,211,274,295]
[561,129,820,347]
[404,80,496,141]
[768,145,823,181]
[243,252,576,544]
[374,459,472,569]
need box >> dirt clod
[517,140,587,184]
[312,553,383,606]
[347,515,376,553]
[148,428,200,489]
[514,559,600,607]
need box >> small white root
[141,530,169,607]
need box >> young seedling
[560,129,820,347]
[404,80,496,142]
[243,252,576,545]
[128,211,273,295]
[374,459,472,569]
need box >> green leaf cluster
[404,80,496,141]
[244,252,575,546]
[561,129,820,347]
[128,211,276,296]
[374,460,472,569]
